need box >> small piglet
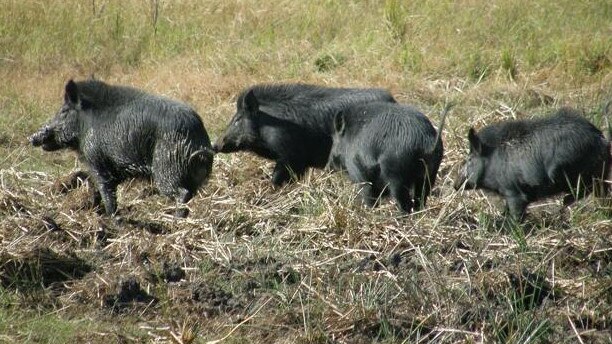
[30,79,214,217]
[454,107,611,220]
[327,102,448,212]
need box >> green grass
[0,289,109,343]
[0,0,611,343]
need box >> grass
[0,0,611,343]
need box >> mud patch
[232,257,301,289]
[190,283,243,317]
[0,133,10,147]
[162,261,186,282]
[104,276,157,313]
[118,217,169,235]
[0,248,92,290]
[349,250,421,275]
[148,260,186,283]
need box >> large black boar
[454,107,611,220]
[30,79,214,218]
[213,84,396,186]
[326,102,448,212]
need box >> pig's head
[326,110,349,171]
[212,89,260,153]
[30,80,83,151]
[454,127,490,190]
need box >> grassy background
[0,0,611,343]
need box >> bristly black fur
[30,79,214,218]
[327,101,445,212]
[213,83,396,186]
[454,107,610,220]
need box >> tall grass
[0,0,609,81]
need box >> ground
[0,1,611,343]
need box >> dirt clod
[52,170,90,194]
[104,276,157,312]
[191,283,242,317]
[163,261,186,282]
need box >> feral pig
[454,107,611,220]
[213,83,396,186]
[326,102,448,212]
[30,79,214,218]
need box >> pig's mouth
[325,154,344,171]
[29,128,62,151]
[212,140,239,153]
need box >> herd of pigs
[29,79,612,222]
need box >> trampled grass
[0,0,611,343]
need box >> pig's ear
[468,127,482,154]
[64,80,80,105]
[333,111,346,135]
[243,90,259,114]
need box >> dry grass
[1,149,611,343]
[1,0,611,343]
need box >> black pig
[327,102,448,212]
[213,84,396,186]
[30,79,214,218]
[454,107,611,220]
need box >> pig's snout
[29,126,50,147]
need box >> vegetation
[0,0,610,342]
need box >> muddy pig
[326,102,449,212]
[30,79,214,218]
[454,107,611,220]
[213,83,396,186]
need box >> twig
[205,297,271,344]
[567,313,585,344]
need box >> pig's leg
[271,162,292,186]
[384,173,412,213]
[380,159,413,212]
[346,155,381,207]
[272,161,305,186]
[154,174,193,218]
[174,188,193,218]
[411,174,430,212]
[390,182,412,213]
[356,182,381,207]
[504,193,528,221]
[91,174,118,216]
[90,188,103,213]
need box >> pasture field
[0,1,611,343]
